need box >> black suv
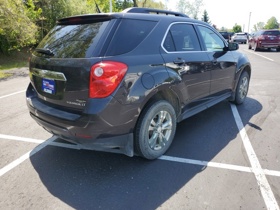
[26,8,251,159]
[219,31,230,41]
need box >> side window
[197,26,225,52]
[163,23,201,52]
[106,19,157,56]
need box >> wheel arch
[140,88,180,119]
[230,63,251,101]
[134,87,180,136]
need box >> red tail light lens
[89,61,128,98]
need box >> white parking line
[230,104,279,210]
[0,90,26,99]
[0,136,56,177]
[0,134,44,144]
[1,134,280,178]
[159,155,252,173]
[244,49,274,61]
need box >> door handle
[173,60,185,65]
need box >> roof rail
[122,7,189,18]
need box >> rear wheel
[248,44,252,49]
[254,43,259,51]
[135,100,176,159]
[233,71,250,105]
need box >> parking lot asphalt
[0,45,279,210]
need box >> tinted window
[163,23,201,52]
[36,21,110,58]
[106,19,157,56]
[219,32,229,39]
[197,26,225,52]
[263,30,280,35]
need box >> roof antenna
[94,1,102,13]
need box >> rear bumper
[26,83,137,157]
[30,112,134,156]
[232,39,247,43]
[259,43,280,48]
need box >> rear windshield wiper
[35,48,54,56]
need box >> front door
[196,25,236,95]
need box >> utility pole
[247,12,251,33]
[110,0,112,12]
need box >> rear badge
[42,78,55,94]
[66,100,86,107]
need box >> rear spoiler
[58,15,113,25]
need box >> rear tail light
[89,61,128,98]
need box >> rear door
[160,23,211,105]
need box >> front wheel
[135,100,177,159]
[233,71,250,105]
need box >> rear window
[35,20,110,58]
[105,19,157,56]
[219,32,228,35]
[263,30,280,36]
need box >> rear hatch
[261,30,280,44]
[29,15,116,111]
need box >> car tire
[248,44,252,49]
[135,100,176,159]
[233,71,250,105]
[254,43,259,51]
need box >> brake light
[89,61,128,98]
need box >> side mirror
[228,42,239,51]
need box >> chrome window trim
[161,22,226,53]
[31,68,67,81]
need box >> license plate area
[42,78,56,94]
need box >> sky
[157,0,280,32]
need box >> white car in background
[231,33,248,44]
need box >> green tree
[219,26,229,31]
[116,0,164,11]
[253,22,265,31]
[36,0,102,38]
[201,10,210,24]
[137,0,165,9]
[0,0,39,53]
[264,16,279,29]
[115,0,134,11]
[232,24,242,33]
[176,0,204,19]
